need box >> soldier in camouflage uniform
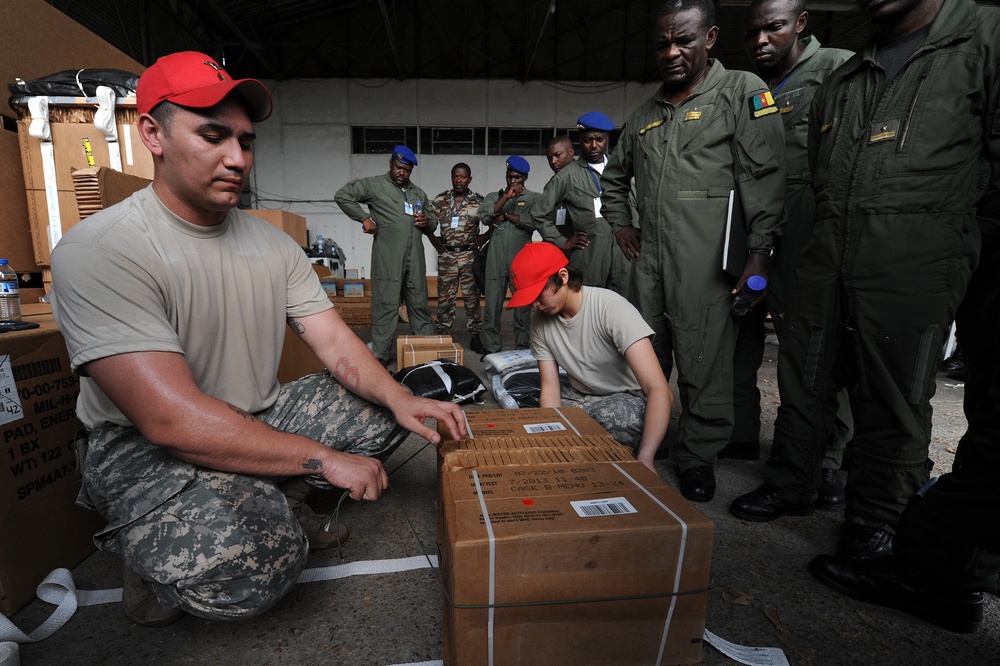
[49,52,464,628]
[427,163,487,353]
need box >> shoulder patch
[639,117,666,135]
[749,91,779,119]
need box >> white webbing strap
[94,86,122,171]
[26,97,62,251]
[472,470,497,666]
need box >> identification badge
[404,202,414,215]
[556,206,567,227]
[869,119,900,144]
[451,215,460,229]
[593,197,603,218]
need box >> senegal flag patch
[749,91,778,119]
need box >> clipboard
[722,188,747,278]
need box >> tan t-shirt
[530,286,653,395]
[51,186,331,429]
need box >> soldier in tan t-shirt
[506,242,673,472]
[50,51,464,628]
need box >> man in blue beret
[477,155,541,354]
[532,111,621,291]
[335,145,437,365]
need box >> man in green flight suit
[478,156,540,355]
[731,0,1000,560]
[601,0,786,503]
[725,0,854,510]
[334,145,436,365]
[532,112,620,289]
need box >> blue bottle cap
[747,275,767,293]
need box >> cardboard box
[244,209,308,247]
[396,335,452,366]
[343,280,365,297]
[15,102,155,266]
[443,407,613,441]
[329,297,372,328]
[440,460,713,666]
[319,277,337,297]
[0,313,107,615]
[70,166,150,220]
[400,342,464,368]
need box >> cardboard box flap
[442,446,635,471]
[444,406,611,441]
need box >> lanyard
[586,164,603,196]
[772,74,790,96]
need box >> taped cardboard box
[400,343,464,368]
[396,335,452,366]
[15,99,155,266]
[329,297,372,328]
[0,314,106,615]
[439,460,713,666]
[441,406,613,442]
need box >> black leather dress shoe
[717,440,760,461]
[729,483,815,522]
[837,523,893,559]
[469,334,487,355]
[816,468,846,509]
[809,554,983,633]
[678,465,716,502]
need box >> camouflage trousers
[436,249,482,335]
[77,371,407,620]
[560,385,646,450]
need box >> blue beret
[505,155,530,174]
[392,144,418,166]
[576,111,615,132]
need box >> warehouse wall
[250,78,660,276]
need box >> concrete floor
[8,308,998,665]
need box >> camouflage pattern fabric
[429,189,484,335]
[76,371,408,619]
[559,385,646,450]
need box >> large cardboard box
[15,100,155,265]
[0,123,44,304]
[440,460,713,665]
[444,406,614,441]
[0,313,106,615]
[277,323,325,384]
[244,209,308,247]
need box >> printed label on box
[570,497,637,518]
[0,356,24,425]
[523,422,567,434]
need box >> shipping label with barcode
[570,497,637,517]
[523,422,567,434]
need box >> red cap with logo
[137,51,272,122]
[506,242,569,309]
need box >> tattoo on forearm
[302,459,323,471]
[288,318,305,335]
[227,404,278,431]
[335,357,362,391]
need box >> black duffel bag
[9,68,140,98]
[395,359,487,405]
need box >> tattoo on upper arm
[302,459,323,470]
[335,357,362,391]
[288,318,305,335]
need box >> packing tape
[94,86,122,172]
[25,97,62,249]
[552,406,582,436]
[471,470,497,666]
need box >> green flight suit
[764,0,1000,532]
[334,173,436,361]
[602,61,787,470]
[732,38,854,457]
[532,157,617,288]
[478,187,539,352]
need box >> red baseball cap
[506,242,569,309]
[137,51,272,122]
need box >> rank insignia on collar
[684,109,702,121]
[749,91,779,118]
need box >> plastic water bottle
[730,275,767,317]
[0,259,22,321]
[311,234,326,257]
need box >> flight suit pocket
[735,127,778,179]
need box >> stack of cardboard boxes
[396,334,464,369]
[437,407,715,665]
